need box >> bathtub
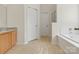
[57,34,79,53]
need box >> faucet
[74,28,79,30]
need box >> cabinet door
[12,31,17,46]
[0,33,10,53]
[8,32,12,48]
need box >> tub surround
[56,34,79,53]
[57,34,79,48]
[0,27,17,54]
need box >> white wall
[56,4,79,43]
[60,5,79,35]
[56,4,63,35]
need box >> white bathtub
[58,33,79,48]
[57,34,79,53]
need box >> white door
[40,12,50,36]
[27,7,38,41]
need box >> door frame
[40,12,52,38]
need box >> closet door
[27,7,37,41]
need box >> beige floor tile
[6,37,65,54]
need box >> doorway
[40,12,51,38]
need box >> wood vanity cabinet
[11,31,17,46]
[0,33,11,53]
[0,30,17,54]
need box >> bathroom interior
[0,4,79,54]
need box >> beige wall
[26,4,40,10]
[40,4,56,12]
[0,5,7,27]
[7,4,24,44]
[40,4,56,38]
[0,4,40,44]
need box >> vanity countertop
[0,27,17,34]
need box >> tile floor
[6,36,65,54]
